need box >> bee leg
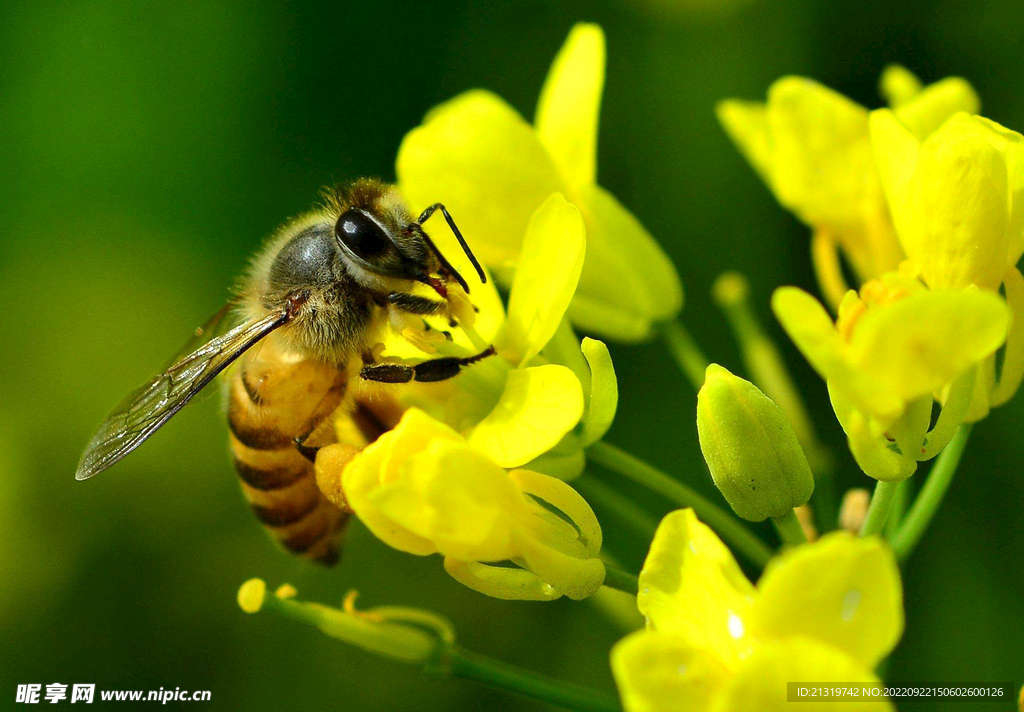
[293,437,319,463]
[360,346,496,384]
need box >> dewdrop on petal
[696,364,814,521]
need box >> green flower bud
[696,364,814,521]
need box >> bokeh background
[2,1,1021,710]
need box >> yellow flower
[611,509,902,712]
[384,193,618,479]
[718,67,978,308]
[341,408,605,601]
[871,109,1024,412]
[396,23,682,342]
[772,272,1009,480]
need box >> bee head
[331,181,486,298]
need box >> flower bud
[696,364,814,521]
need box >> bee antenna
[416,203,487,286]
[420,232,470,294]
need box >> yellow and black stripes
[227,344,351,566]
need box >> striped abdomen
[227,340,351,565]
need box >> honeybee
[77,179,493,565]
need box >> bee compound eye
[335,209,390,260]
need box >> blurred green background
[2,1,1021,710]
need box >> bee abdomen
[227,349,351,566]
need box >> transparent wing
[163,300,238,369]
[76,308,289,480]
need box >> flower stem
[588,441,773,568]
[891,425,972,560]
[772,509,807,547]
[444,648,621,712]
[660,318,709,391]
[259,587,621,712]
[859,480,899,536]
[602,565,640,596]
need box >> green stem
[772,510,807,546]
[602,565,640,596]
[859,481,899,536]
[262,591,620,712]
[891,425,972,560]
[588,441,773,568]
[576,477,658,539]
[660,318,709,391]
[884,478,911,539]
[445,647,621,712]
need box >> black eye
[335,209,390,259]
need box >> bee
[77,179,493,565]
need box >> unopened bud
[839,488,871,533]
[696,364,814,521]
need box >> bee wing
[76,308,289,481]
[162,300,238,369]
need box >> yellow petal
[514,532,606,600]
[828,385,918,481]
[714,637,893,712]
[580,337,618,445]
[504,193,586,365]
[765,76,873,234]
[893,77,980,139]
[751,532,903,668]
[992,266,1024,405]
[396,89,562,271]
[512,468,602,555]
[372,440,522,562]
[535,23,605,188]
[469,364,585,468]
[909,113,1011,289]
[869,108,922,255]
[879,64,922,107]
[772,287,903,421]
[443,558,561,601]
[638,510,755,664]
[716,99,775,188]
[611,629,730,712]
[571,183,684,340]
[849,288,1010,404]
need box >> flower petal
[580,337,618,445]
[992,266,1024,405]
[611,629,730,712]
[504,193,586,365]
[772,287,903,421]
[396,89,563,272]
[893,77,979,139]
[765,76,873,234]
[469,364,585,468]
[848,288,1010,404]
[372,440,521,562]
[716,99,774,188]
[512,468,602,555]
[715,637,893,712]
[879,64,922,107]
[750,532,904,668]
[535,23,605,188]
[572,183,684,340]
[638,510,755,664]
[908,113,1011,290]
[443,558,561,601]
